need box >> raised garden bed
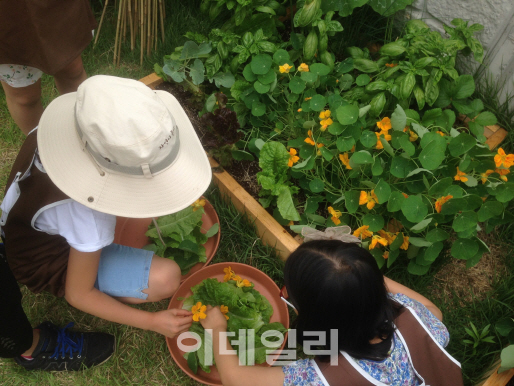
[139,73,513,385]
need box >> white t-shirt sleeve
[34,201,116,252]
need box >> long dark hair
[284,240,401,361]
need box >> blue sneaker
[14,321,115,371]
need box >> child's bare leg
[1,80,43,135]
[116,256,181,304]
[53,55,87,94]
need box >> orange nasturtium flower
[403,127,418,141]
[377,117,392,132]
[400,235,409,250]
[359,190,379,210]
[279,63,293,73]
[385,63,398,68]
[481,169,494,184]
[220,305,230,320]
[339,153,352,170]
[192,302,207,322]
[436,131,445,136]
[191,198,206,211]
[305,130,316,146]
[494,148,514,168]
[353,225,373,239]
[304,97,312,101]
[375,132,392,149]
[402,193,409,198]
[297,108,302,112]
[327,206,342,225]
[288,148,300,167]
[319,110,331,120]
[236,278,252,288]
[435,195,453,213]
[454,167,468,182]
[378,230,396,244]
[298,63,309,72]
[223,266,236,282]
[495,168,510,181]
[369,235,388,250]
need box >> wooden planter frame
[139,73,512,385]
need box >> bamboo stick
[153,0,159,51]
[117,0,126,66]
[94,0,109,46]
[122,0,127,43]
[128,0,134,50]
[113,0,123,65]
[147,0,151,56]
[140,0,144,66]
[134,0,138,37]
[159,0,165,42]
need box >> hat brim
[37,90,212,218]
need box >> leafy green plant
[463,322,495,355]
[182,270,287,373]
[144,202,219,274]
[496,317,514,373]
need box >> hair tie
[301,225,362,244]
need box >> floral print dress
[282,293,450,386]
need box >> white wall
[403,0,514,112]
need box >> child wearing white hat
[0,76,212,366]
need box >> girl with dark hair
[200,237,463,386]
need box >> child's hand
[151,308,193,338]
[200,306,228,332]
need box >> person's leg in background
[53,55,87,95]
[1,79,43,136]
[0,243,34,358]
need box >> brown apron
[0,0,97,75]
[1,130,71,296]
[315,306,463,386]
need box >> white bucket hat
[37,75,212,218]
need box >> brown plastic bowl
[113,197,221,281]
[167,262,290,386]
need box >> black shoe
[14,321,115,371]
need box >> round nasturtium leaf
[425,228,450,243]
[251,54,273,75]
[257,69,276,85]
[273,49,290,64]
[362,214,384,232]
[336,137,356,152]
[309,94,326,112]
[289,77,306,94]
[452,211,478,232]
[449,133,476,157]
[336,104,359,125]
[309,179,325,193]
[360,130,377,148]
[254,80,271,94]
[339,74,354,90]
[408,260,431,275]
[350,150,373,165]
[243,64,257,82]
[401,196,428,223]
[251,101,266,117]
[301,71,318,83]
[356,74,371,86]
[451,238,478,260]
[310,63,331,76]
[419,139,446,170]
[374,179,391,204]
[387,191,405,212]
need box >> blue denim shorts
[94,244,154,300]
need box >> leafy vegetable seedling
[144,200,219,274]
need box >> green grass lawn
[1,1,514,385]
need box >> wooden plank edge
[208,157,300,261]
[139,72,163,89]
[479,363,514,386]
[486,128,508,150]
